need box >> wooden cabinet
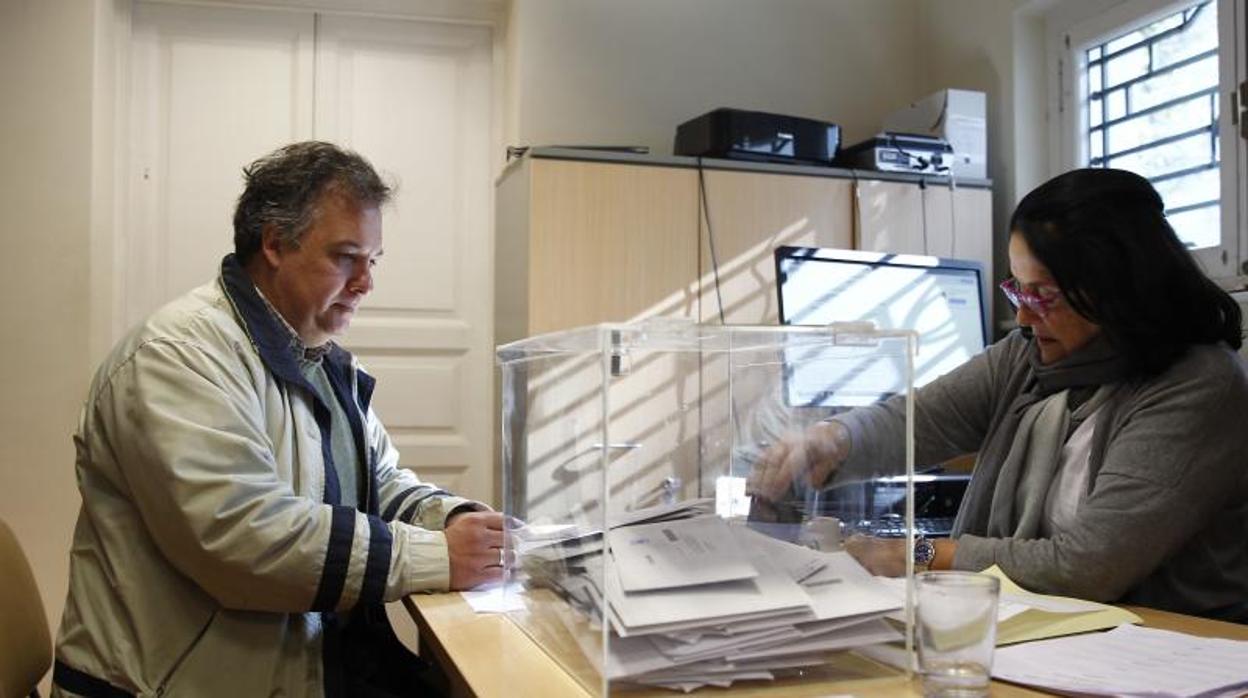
[854,179,993,279]
[496,149,994,342]
[496,156,700,346]
[697,170,854,324]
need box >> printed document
[608,516,758,592]
[992,624,1248,697]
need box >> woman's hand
[747,420,851,502]
[845,534,908,577]
[845,534,957,577]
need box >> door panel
[127,2,314,327]
[317,16,495,502]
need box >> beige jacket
[53,256,479,697]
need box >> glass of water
[915,571,1000,697]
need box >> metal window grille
[1085,0,1220,249]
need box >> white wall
[0,0,98,690]
[912,0,1032,329]
[507,0,925,153]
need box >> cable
[919,177,930,255]
[697,157,727,325]
[887,133,929,172]
[948,169,958,258]
[850,168,861,247]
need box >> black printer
[674,108,841,166]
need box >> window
[1086,1,1219,249]
[1050,0,1245,283]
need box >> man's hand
[747,420,851,502]
[444,511,508,590]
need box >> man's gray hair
[233,141,392,263]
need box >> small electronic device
[674,108,841,165]
[775,246,988,407]
[884,88,987,179]
[833,132,955,175]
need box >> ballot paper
[991,624,1248,697]
[741,529,900,621]
[604,549,811,636]
[461,580,526,613]
[607,515,758,592]
[514,498,716,564]
[608,497,717,529]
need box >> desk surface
[404,593,1248,697]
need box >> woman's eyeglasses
[999,277,1062,316]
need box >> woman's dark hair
[1010,167,1242,376]
[233,141,392,264]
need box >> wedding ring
[497,547,505,568]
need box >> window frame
[1046,0,1244,284]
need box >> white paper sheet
[608,516,758,592]
[992,624,1248,697]
[460,580,526,613]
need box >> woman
[750,168,1248,621]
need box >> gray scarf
[951,333,1131,538]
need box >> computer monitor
[775,246,988,407]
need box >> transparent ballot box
[497,320,919,695]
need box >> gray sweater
[837,331,1248,621]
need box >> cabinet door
[855,180,994,316]
[698,170,854,324]
[528,159,700,334]
[517,159,701,522]
[856,181,992,261]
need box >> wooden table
[404,593,1248,697]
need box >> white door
[127,2,496,502]
[316,16,495,501]
[126,2,315,325]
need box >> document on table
[992,623,1248,697]
[981,565,1141,645]
[460,580,526,613]
[873,566,1139,645]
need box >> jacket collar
[219,254,373,410]
[220,254,309,388]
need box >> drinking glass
[915,571,999,697]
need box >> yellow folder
[982,565,1142,646]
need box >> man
[53,142,504,697]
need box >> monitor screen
[775,246,988,407]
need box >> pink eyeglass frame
[999,277,1062,315]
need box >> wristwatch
[913,535,936,573]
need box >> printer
[883,88,987,180]
[674,108,841,166]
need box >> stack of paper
[521,507,904,692]
[992,624,1248,697]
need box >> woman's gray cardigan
[837,330,1248,622]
